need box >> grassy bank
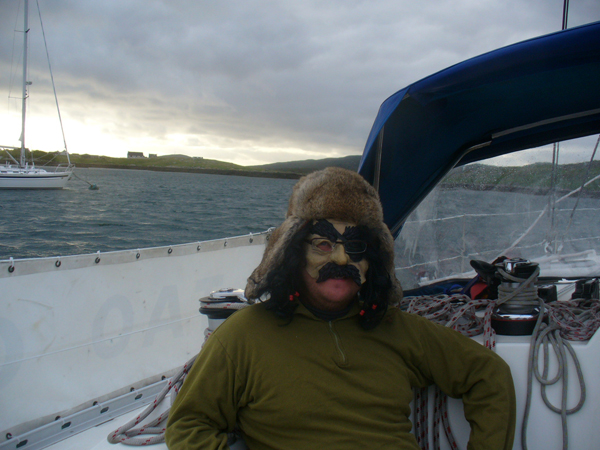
[4,148,600,193]
[442,161,600,194]
[2,149,303,179]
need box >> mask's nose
[330,243,349,265]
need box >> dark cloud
[1,0,599,163]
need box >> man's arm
[410,315,516,450]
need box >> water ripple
[0,168,295,259]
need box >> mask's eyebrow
[311,220,362,241]
[310,219,341,240]
[342,226,361,240]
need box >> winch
[199,288,248,336]
[491,258,541,336]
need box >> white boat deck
[2,234,600,450]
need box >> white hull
[0,233,267,441]
[0,166,73,189]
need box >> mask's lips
[317,262,362,286]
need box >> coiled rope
[496,266,540,311]
[521,297,600,450]
[403,272,600,450]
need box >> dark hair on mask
[259,222,311,321]
[259,222,393,330]
[357,226,393,330]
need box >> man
[165,167,516,449]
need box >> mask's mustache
[317,262,362,286]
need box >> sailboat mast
[20,0,30,168]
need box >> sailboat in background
[0,0,73,189]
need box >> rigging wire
[560,135,600,242]
[562,0,570,30]
[546,0,571,254]
[548,143,560,253]
[499,174,600,259]
[6,2,23,119]
[35,0,71,165]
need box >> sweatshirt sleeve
[165,333,241,450]
[406,314,516,450]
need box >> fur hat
[245,167,403,302]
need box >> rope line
[107,354,197,446]
[71,171,99,190]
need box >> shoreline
[73,165,600,198]
[74,163,303,180]
[442,183,600,198]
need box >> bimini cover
[359,21,600,238]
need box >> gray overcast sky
[1,0,599,165]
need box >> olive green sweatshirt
[165,302,516,450]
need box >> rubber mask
[304,219,369,285]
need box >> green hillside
[1,149,301,178]
[443,161,600,193]
[3,148,599,194]
[248,155,362,173]
[1,148,361,178]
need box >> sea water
[0,168,296,260]
[396,186,600,289]
[2,167,600,289]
